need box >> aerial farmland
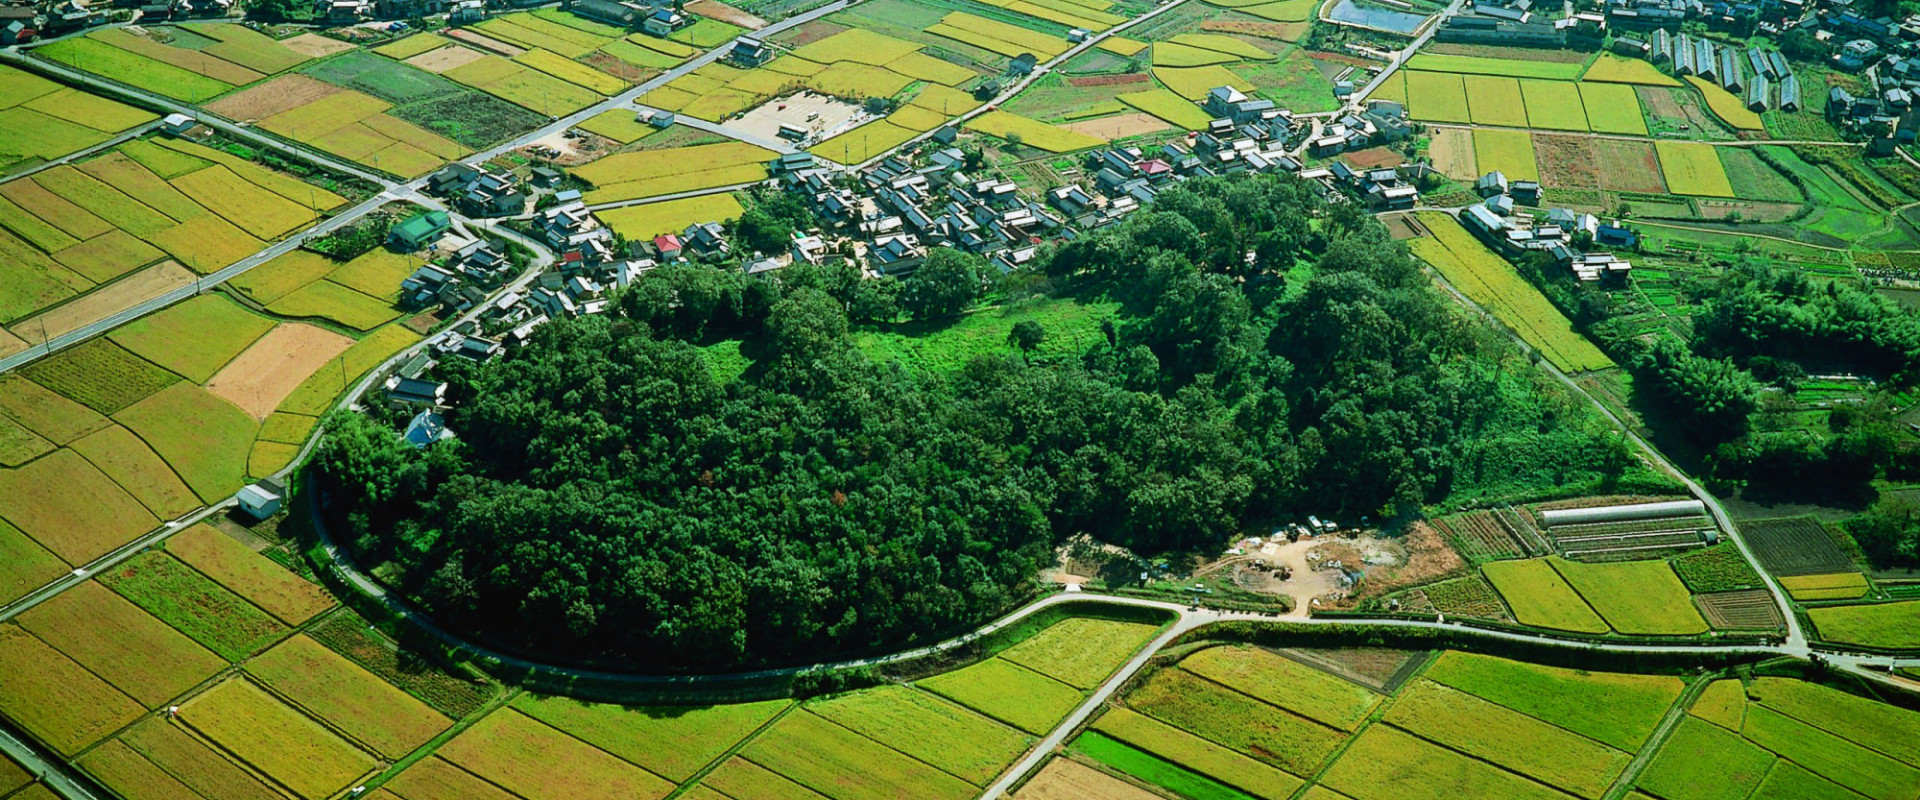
[3,0,1920,796]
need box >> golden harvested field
[70,425,199,519]
[0,448,158,563]
[1781,572,1870,601]
[920,657,1086,735]
[1654,141,1735,197]
[171,166,317,240]
[78,739,209,800]
[1409,213,1612,373]
[438,709,675,800]
[807,687,1029,785]
[740,710,979,800]
[109,294,275,384]
[1684,76,1764,130]
[0,625,144,756]
[1179,646,1381,730]
[791,28,924,66]
[382,757,520,800]
[1000,617,1160,690]
[168,524,334,625]
[12,262,197,341]
[179,678,378,800]
[813,119,921,164]
[278,326,420,416]
[1581,54,1679,86]
[1472,129,1539,183]
[0,374,111,445]
[698,757,833,800]
[265,281,402,331]
[206,323,356,419]
[246,636,451,758]
[16,581,223,707]
[1322,725,1576,800]
[118,717,285,800]
[0,520,67,604]
[229,250,336,304]
[113,382,259,504]
[1482,558,1609,634]
[1015,757,1164,800]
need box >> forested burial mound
[316,173,1673,671]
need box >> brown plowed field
[1695,590,1784,629]
[1534,134,1601,189]
[206,323,354,419]
[206,75,343,122]
[1596,139,1668,194]
[1015,759,1161,800]
[407,44,486,74]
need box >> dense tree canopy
[317,174,1656,669]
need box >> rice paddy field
[36,23,319,103]
[1408,213,1613,373]
[0,136,346,330]
[0,65,157,174]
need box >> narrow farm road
[1599,676,1712,800]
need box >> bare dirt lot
[1063,112,1171,139]
[1534,134,1601,189]
[777,19,848,46]
[731,91,864,142]
[281,33,357,58]
[406,44,486,74]
[1342,145,1402,170]
[1428,127,1476,179]
[1015,759,1161,800]
[206,322,354,419]
[1202,19,1309,42]
[9,262,195,341]
[687,0,767,29]
[205,75,342,121]
[1595,138,1669,194]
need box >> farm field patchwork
[166,523,334,625]
[1383,679,1629,799]
[108,295,275,383]
[1125,667,1345,775]
[1405,71,1469,124]
[999,617,1160,689]
[0,625,145,756]
[1073,731,1268,800]
[436,709,675,800]
[1178,646,1380,731]
[100,550,290,661]
[966,110,1108,152]
[808,686,1030,785]
[1461,75,1526,127]
[1405,53,1585,80]
[179,678,378,800]
[574,141,775,203]
[510,696,787,783]
[246,635,450,758]
[0,65,157,172]
[1482,558,1608,633]
[1321,725,1574,800]
[1780,572,1870,600]
[14,581,223,707]
[740,709,979,800]
[1091,707,1305,799]
[919,656,1086,735]
[0,448,158,564]
[1409,215,1613,373]
[1547,557,1708,635]
[1423,651,1683,751]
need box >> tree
[901,249,984,320]
[1009,320,1045,351]
[248,0,302,21]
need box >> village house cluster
[1465,171,1640,282]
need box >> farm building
[1650,28,1672,62]
[1719,47,1742,91]
[237,479,287,519]
[1694,39,1717,80]
[1539,499,1707,526]
[1779,73,1801,111]
[1673,32,1696,74]
[1747,46,1771,78]
[729,37,771,67]
[390,210,452,250]
[1747,73,1770,111]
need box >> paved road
[0,726,111,800]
